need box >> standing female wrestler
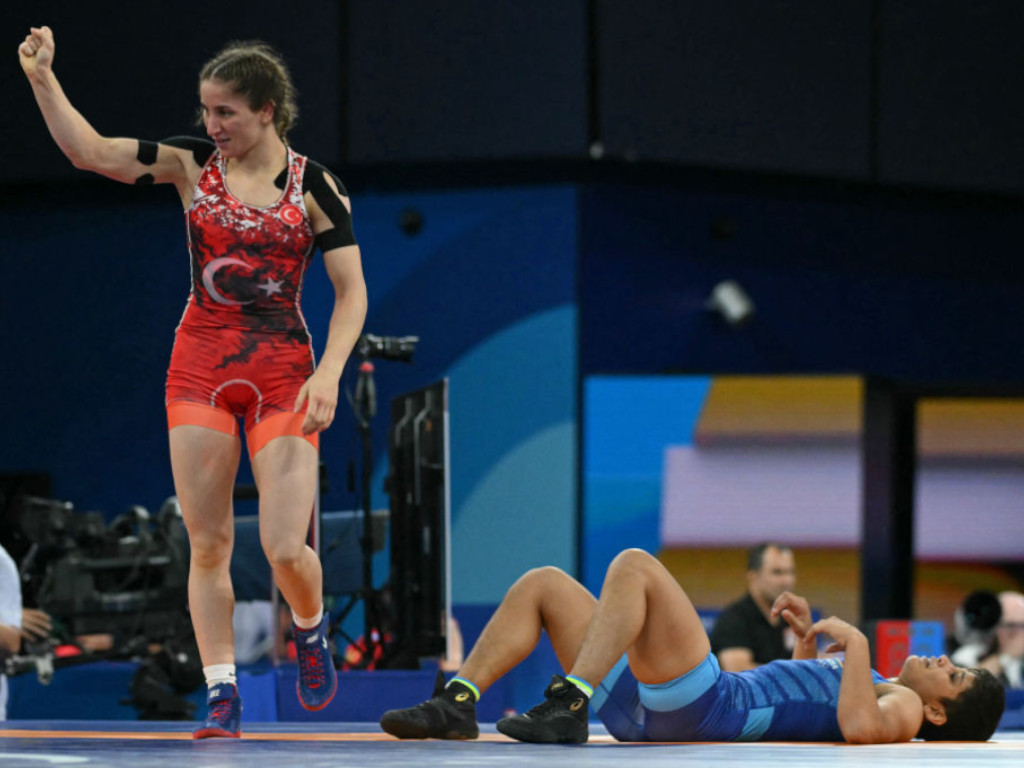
[19,27,367,737]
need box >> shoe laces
[524,691,573,720]
[410,698,441,716]
[297,634,326,688]
[522,678,581,720]
[208,697,235,725]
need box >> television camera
[3,495,201,718]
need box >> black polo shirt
[709,593,789,665]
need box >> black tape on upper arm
[160,136,216,166]
[304,160,356,251]
[315,228,355,253]
[137,140,159,165]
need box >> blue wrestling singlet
[592,653,889,742]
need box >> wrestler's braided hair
[198,41,299,143]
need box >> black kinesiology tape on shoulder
[305,160,356,251]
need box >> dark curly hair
[197,41,298,142]
[917,667,1005,741]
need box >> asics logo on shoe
[455,692,470,702]
[569,698,585,712]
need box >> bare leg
[252,436,322,618]
[570,548,710,686]
[458,566,597,691]
[170,425,241,668]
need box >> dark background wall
[579,182,1024,379]
[8,1,1024,191]
[597,0,874,179]
[3,0,1024,599]
[3,0,341,183]
[346,0,589,163]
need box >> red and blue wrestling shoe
[193,683,242,739]
[294,614,338,711]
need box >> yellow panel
[919,399,1024,457]
[695,376,862,443]
[658,546,1023,627]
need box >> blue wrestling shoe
[193,683,242,739]
[496,675,589,744]
[294,614,338,711]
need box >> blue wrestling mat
[2,721,1023,768]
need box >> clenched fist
[18,25,55,79]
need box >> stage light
[706,279,756,327]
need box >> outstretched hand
[18,26,54,79]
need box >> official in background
[710,542,797,671]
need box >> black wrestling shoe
[496,675,589,744]
[380,670,479,740]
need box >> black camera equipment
[356,333,419,363]
[5,495,194,699]
[121,630,204,720]
[335,332,418,664]
[28,498,190,640]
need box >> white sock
[204,663,237,689]
[293,605,324,630]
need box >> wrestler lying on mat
[381,548,1005,744]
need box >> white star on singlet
[258,278,284,296]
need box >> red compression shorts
[165,324,319,459]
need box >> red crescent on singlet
[279,204,303,226]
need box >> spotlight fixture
[706,279,755,327]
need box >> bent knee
[609,548,657,571]
[263,540,307,571]
[513,565,572,593]
[606,548,666,585]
